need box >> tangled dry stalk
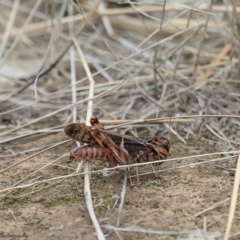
[0,1,240,239]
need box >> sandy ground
[1,132,239,240]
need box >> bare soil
[0,133,239,239]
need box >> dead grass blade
[72,4,105,238]
[223,154,240,240]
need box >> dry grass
[0,0,240,239]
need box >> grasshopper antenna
[164,116,187,145]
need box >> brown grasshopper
[64,116,170,166]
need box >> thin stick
[164,123,186,144]
[193,1,212,80]
[192,195,234,218]
[0,0,19,60]
[74,27,105,240]
[223,154,240,240]
[103,225,219,237]
[116,171,128,227]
